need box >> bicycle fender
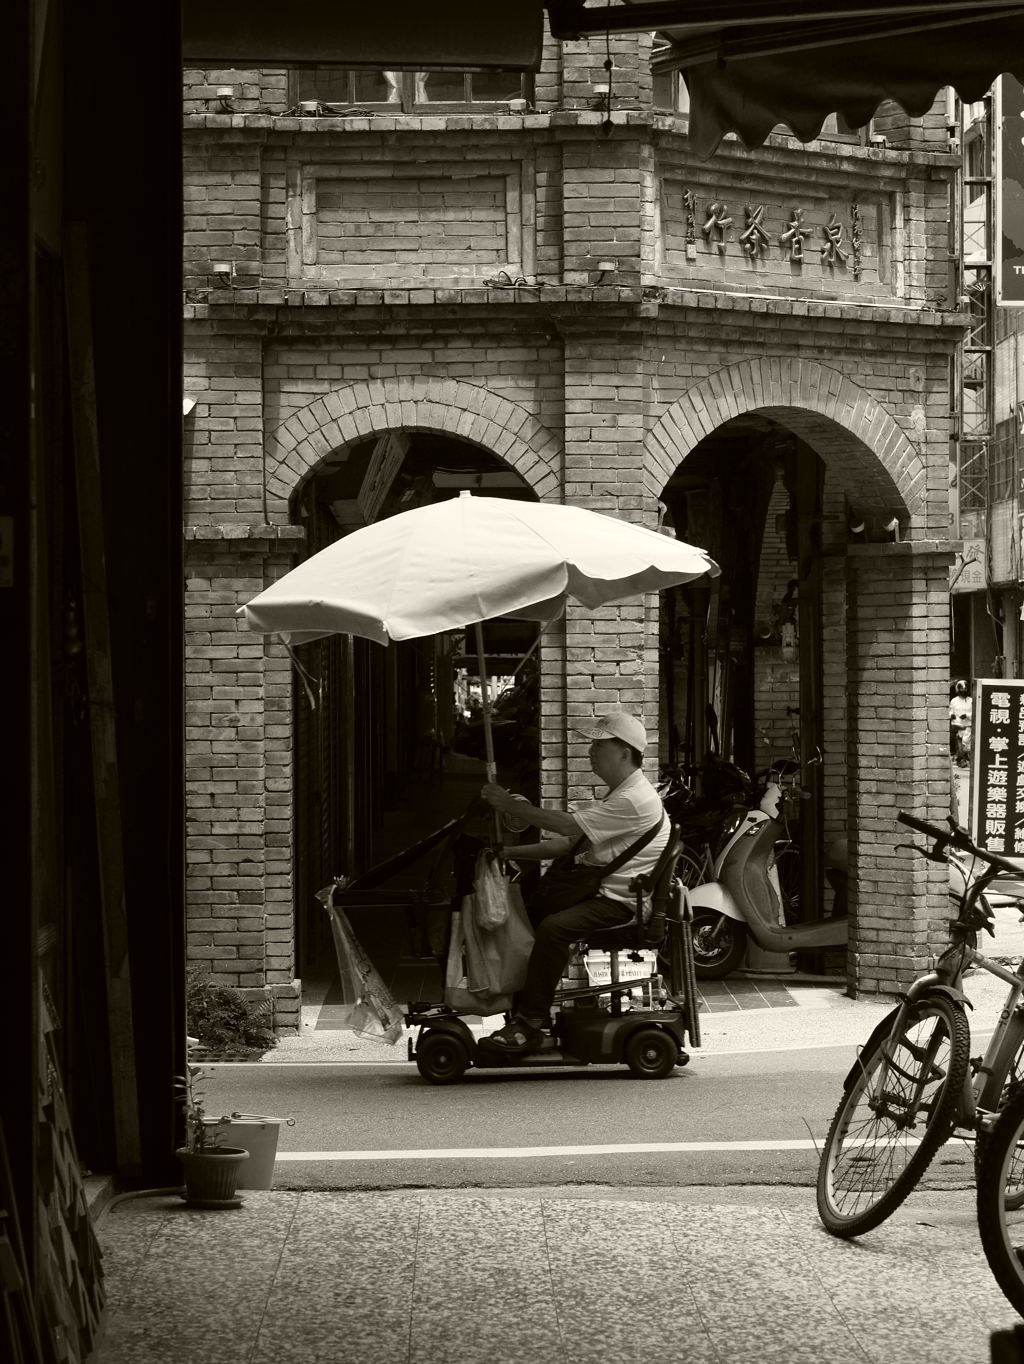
[840,989,968,1091]
[925,984,972,1011]
[843,1004,901,1090]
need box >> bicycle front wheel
[816,992,970,1237]
[977,1086,1024,1315]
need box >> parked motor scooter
[658,751,755,885]
[687,778,847,978]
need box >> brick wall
[184,541,301,1030]
[560,31,654,112]
[183,68,288,115]
[313,173,510,281]
[181,114,955,303]
[846,544,954,994]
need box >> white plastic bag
[474,849,511,928]
[444,889,534,1015]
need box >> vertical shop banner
[971,679,1024,853]
[997,74,1024,306]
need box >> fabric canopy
[241,493,718,646]
[547,2,1024,158]
[663,10,1024,156]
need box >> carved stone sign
[661,180,892,298]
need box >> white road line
[276,1139,829,1161]
[208,1040,859,1066]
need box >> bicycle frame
[870,855,1024,1137]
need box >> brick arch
[645,358,923,523]
[265,378,563,510]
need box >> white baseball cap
[574,707,647,753]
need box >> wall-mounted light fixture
[211,262,233,287]
[214,84,236,112]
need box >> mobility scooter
[404,824,702,1084]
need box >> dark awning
[547,2,1024,156]
[183,0,545,70]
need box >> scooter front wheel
[416,1031,470,1085]
[691,910,746,979]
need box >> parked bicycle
[817,811,1024,1239]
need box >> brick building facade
[182,33,963,1024]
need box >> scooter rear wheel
[691,910,746,979]
[416,1031,470,1085]
[625,1028,678,1080]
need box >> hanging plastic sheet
[320,890,405,1045]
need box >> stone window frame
[286,159,534,284]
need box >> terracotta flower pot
[175,1146,250,1208]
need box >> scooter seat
[586,916,668,950]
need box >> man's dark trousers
[517,894,632,1024]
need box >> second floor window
[290,68,532,112]
[652,67,690,116]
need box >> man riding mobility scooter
[405,820,700,1084]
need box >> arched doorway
[660,416,831,957]
[292,429,540,1002]
[646,360,940,993]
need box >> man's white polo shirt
[571,768,670,909]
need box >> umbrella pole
[473,621,502,846]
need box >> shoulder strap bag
[529,812,666,916]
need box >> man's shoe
[479,1019,545,1054]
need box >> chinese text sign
[971,679,1024,854]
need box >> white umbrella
[241,492,719,787]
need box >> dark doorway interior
[293,433,540,1010]
[660,417,826,928]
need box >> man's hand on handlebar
[482,782,520,813]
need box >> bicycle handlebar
[897,811,954,844]
[897,811,1024,878]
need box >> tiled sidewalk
[96,1189,1017,1364]
[698,976,808,1012]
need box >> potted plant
[173,1061,249,1208]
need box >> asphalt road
[194,1040,988,1192]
